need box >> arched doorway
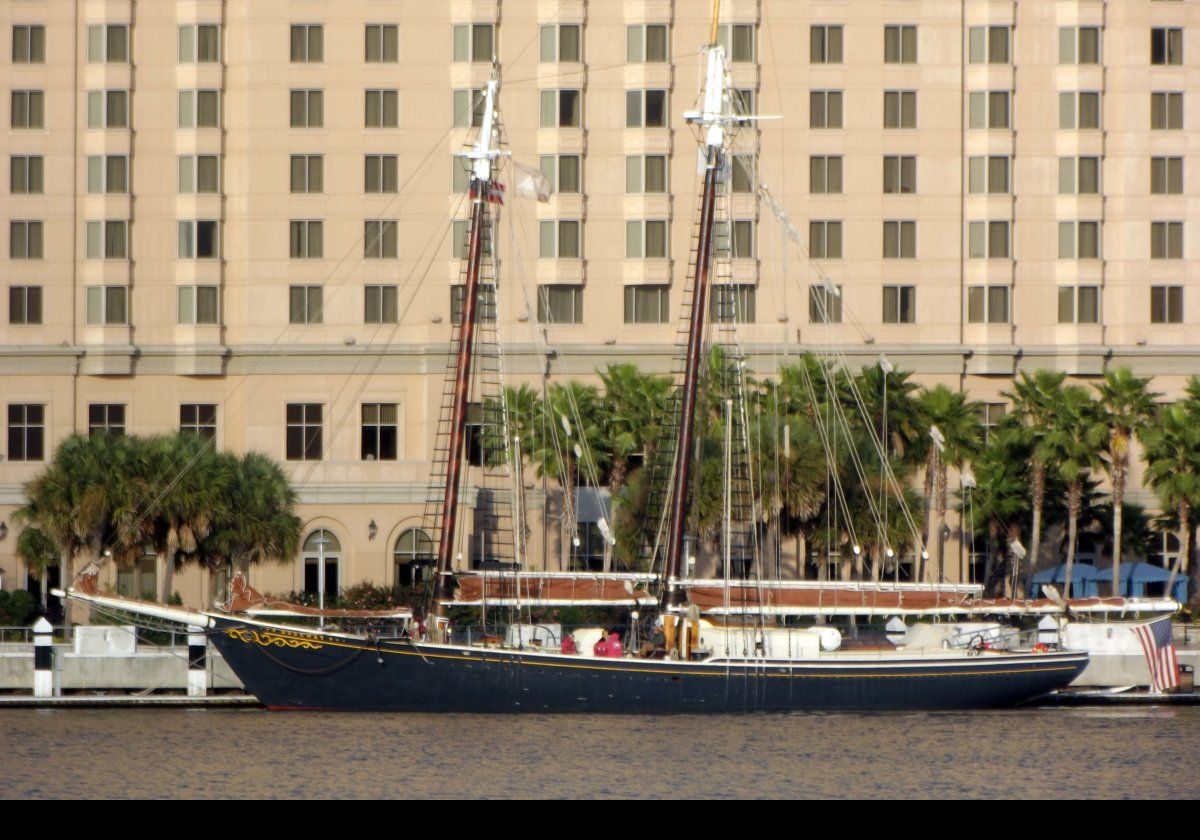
[394,528,434,587]
[303,529,341,600]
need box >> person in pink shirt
[592,634,608,657]
[605,629,624,658]
[561,632,577,655]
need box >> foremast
[431,78,505,640]
[662,1,733,612]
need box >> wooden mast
[432,79,502,639]
[663,0,727,611]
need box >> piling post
[32,617,54,698]
[187,625,208,697]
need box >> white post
[187,624,207,698]
[32,616,54,698]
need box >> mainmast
[432,78,504,639]
[662,0,731,611]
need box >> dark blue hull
[208,617,1089,712]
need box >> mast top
[460,74,507,182]
[709,0,722,48]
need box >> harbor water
[2,706,1197,798]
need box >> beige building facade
[1,0,1197,608]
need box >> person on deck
[592,633,608,657]
[639,618,666,658]
[606,629,624,658]
[561,632,577,655]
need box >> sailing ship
[63,5,1090,711]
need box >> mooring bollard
[33,617,54,698]
[187,625,208,697]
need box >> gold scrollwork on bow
[226,627,324,651]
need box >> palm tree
[1141,401,1200,606]
[918,385,984,581]
[961,434,1031,596]
[1042,386,1108,599]
[15,526,59,612]
[1003,370,1067,580]
[1094,368,1159,594]
[598,363,671,498]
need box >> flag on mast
[469,181,506,205]
[513,162,552,202]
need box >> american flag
[1132,617,1180,693]
[468,181,506,205]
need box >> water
[2,707,1197,799]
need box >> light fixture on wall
[368,520,378,541]
[0,521,7,541]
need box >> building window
[540,155,581,194]
[10,221,43,259]
[365,155,399,193]
[626,89,668,128]
[286,404,323,461]
[731,88,756,117]
[10,91,45,129]
[180,404,217,440]
[624,285,669,324]
[7,404,45,461]
[1151,92,1184,130]
[537,285,583,324]
[451,220,494,261]
[179,24,220,63]
[538,220,581,259]
[290,90,324,128]
[569,523,607,572]
[1058,156,1100,195]
[1147,532,1181,573]
[809,285,843,324]
[1151,157,1184,195]
[540,89,583,128]
[714,220,756,260]
[365,90,399,128]
[86,220,128,260]
[12,26,46,64]
[1151,286,1183,324]
[711,285,756,324]
[810,156,842,194]
[177,90,218,128]
[88,90,130,129]
[453,88,486,128]
[88,404,126,437]
[290,24,323,62]
[11,156,44,194]
[364,220,398,259]
[1058,286,1101,324]
[451,155,471,193]
[883,155,916,194]
[540,24,581,62]
[625,155,666,194]
[1058,221,1101,259]
[289,286,323,324]
[177,285,219,325]
[450,284,497,325]
[884,25,917,64]
[1151,28,1183,65]
[810,91,843,129]
[394,529,435,586]
[716,24,755,62]
[361,404,398,461]
[87,25,128,63]
[454,23,494,62]
[969,91,1010,129]
[626,220,669,259]
[882,285,917,324]
[302,530,340,596]
[365,285,398,324]
[968,221,1010,259]
[626,24,668,62]
[969,26,1010,64]
[808,221,842,259]
[9,286,42,325]
[1059,91,1101,129]
[1059,27,1101,64]
[285,155,322,194]
[365,24,399,63]
[177,155,219,194]
[290,220,323,259]
[811,25,843,63]
[967,156,1009,195]
[978,403,1006,444]
[116,554,157,600]
[177,221,219,260]
[1151,222,1184,260]
[884,91,917,129]
[883,221,916,259]
[729,155,755,194]
[85,287,128,325]
[967,286,1010,324]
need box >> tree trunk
[1111,456,1126,596]
[920,450,936,575]
[1028,462,1046,592]
[61,550,76,627]
[797,532,807,581]
[1166,501,1191,605]
[1064,484,1081,601]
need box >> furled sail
[449,571,658,606]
